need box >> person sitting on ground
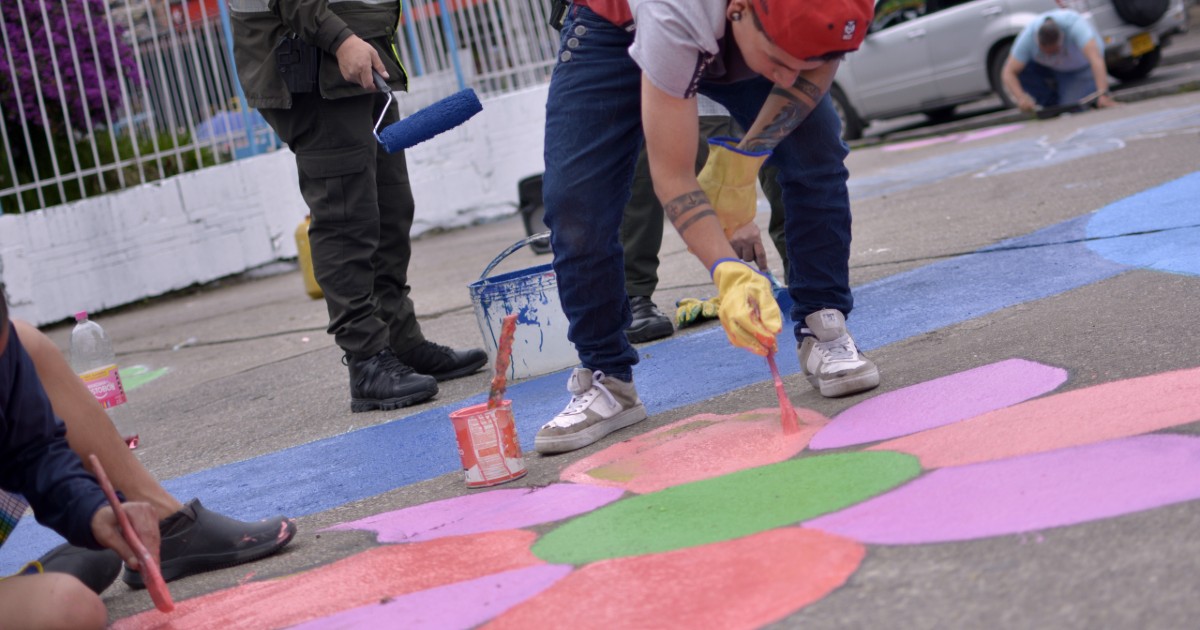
[3,313,297,594]
[0,295,162,629]
[1001,9,1119,114]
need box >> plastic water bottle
[69,311,137,449]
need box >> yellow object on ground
[295,216,323,300]
[675,296,721,328]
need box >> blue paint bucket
[468,233,576,380]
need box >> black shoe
[397,340,488,381]
[122,498,297,589]
[36,543,122,594]
[348,348,438,412]
[625,295,674,344]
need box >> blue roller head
[376,88,483,153]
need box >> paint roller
[371,71,483,153]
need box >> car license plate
[1130,32,1155,57]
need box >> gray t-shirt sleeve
[627,0,723,98]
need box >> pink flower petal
[872,366,1200,468]
[561,409,826,494]
[808,435,1200,544]
[484,528,863,630]
[811,359,1067,450]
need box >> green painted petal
[534,451,919,565]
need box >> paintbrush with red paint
[749,297,801,435]
[88,454,175,613]
[487,314,518,411]
[766,350,801,435]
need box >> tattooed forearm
[664,190,716,235]
[742,87,816,152]
[663,190,709,222]
[676,208,717,235]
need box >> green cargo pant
[261,91,424,358]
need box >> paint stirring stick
[88,454,175,613]
[487,314,518,411]
[766,351,801,435]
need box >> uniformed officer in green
[230,0,486,412]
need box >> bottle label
[79,364,128,409]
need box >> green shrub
[1,127,216,214]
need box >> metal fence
[0,0,559,214]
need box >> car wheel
[989,40,1016,109]
[1111,0,1169,28]
[829,85,864,141]
[924,105,958,123]
[1108,48,1162,82]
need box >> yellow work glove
[696,137,771,239]
[710,258,782,356]
[674,295,721,328]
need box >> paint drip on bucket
[449,400,527,488]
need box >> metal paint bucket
[449,400,527,488]
[468,233,575,380]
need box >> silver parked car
[831,0,1191,139]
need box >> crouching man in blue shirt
[1002,9,1119,113]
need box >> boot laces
[376,350,415,377]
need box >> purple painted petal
[806,435,1200,544]
[810,359,1067,450]
[324,484,624,543]
[289,565,572,630]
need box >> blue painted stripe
[1,173,1193,572]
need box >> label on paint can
[449,401,527,488]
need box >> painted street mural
[113,360,1200,629]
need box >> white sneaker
[798,309,880,398]
[534,368,647,455]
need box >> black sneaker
[348,348,438,412]
[625,295,674,344]
[36,543,122,594]
[397,341,488,381]
[123,498,297,589]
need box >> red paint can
[449,400,527,488]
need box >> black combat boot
[397,340,488,381]
[625,295,674,343]
[348,349,438,412]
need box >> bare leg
[13,320,183,521]
[0,572,108,629]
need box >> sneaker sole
[427,354,489,382]
[123,521,298,588]
[806,366,881,398]
[351,387,437,412]
[625,319,675,344]
[534,404,648,455]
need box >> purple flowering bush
[1,0,140,131]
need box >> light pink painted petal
[808,435,1200,544]
[483,528,864,630]
[560,408,826,494]
[323,484,624,543]
[113,530,542,630]
[872,366,1200,468]
[811,359,1067,450]
[289,565,573,630]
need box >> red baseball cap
[748,0,875,61]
